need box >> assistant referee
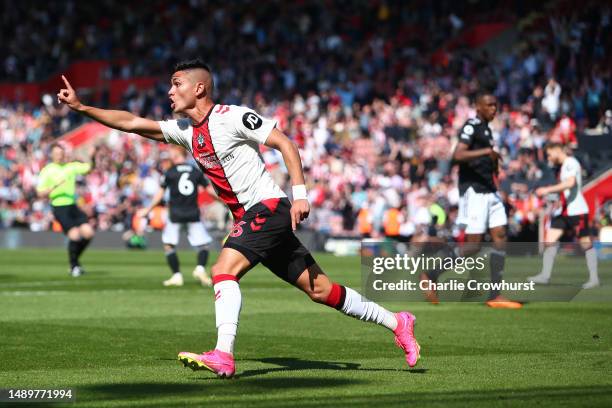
[37,143,95,277]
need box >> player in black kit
[422,93,522,308]
[140,146,217,286]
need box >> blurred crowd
[1,0,611,241]
[3,0,521,83]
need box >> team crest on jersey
[197,134,205,147]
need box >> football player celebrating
[57,59,420,377]
[529,143,599,289]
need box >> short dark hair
[173,58,212,74]
[50,143,64,151]
[173,58,214,93]
[475,92,495,104]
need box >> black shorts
[550,214,591,238]
[52,204,88,233]
[224,198,315,283]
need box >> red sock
[324,283,346,310]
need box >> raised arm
[57,75,164,142]
[265,128,309,230]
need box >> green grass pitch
[0,249,611,407]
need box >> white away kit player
[531,143,599,289]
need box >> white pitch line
[0,279,117,288]
[0,288,173,297]
[0,290,73,296]
[0,287,290,296]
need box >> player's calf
[580,236,599,288]
[301,278,332,304]
[163,245,182,286]
[294,264,420,367]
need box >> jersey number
[178,172,195,196]
[230,221,246,237]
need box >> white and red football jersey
[158,104,286,220]
[555,156,588,217]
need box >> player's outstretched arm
[57,75,164,142]
[265,128,310,230]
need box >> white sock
[540,245,558,279]
[585,248,599,282]
[213,279,241,354]
[340,287,398,331]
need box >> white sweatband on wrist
[292,184,308,200]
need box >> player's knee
[579,237,592,250]
[67,228,80,241]
[489,227,506,242]
[81,224,94,239]
[545,228,563,243]
[164,244,175,254]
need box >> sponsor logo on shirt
[242,112,263,130]
[196,153,235,169]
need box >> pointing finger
[61,75,73,91]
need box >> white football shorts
[457,187,507,234]
[161,221,213,247]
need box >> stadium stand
[0,0,610,246]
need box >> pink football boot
[394,312,421,367]
[178,350,235,378]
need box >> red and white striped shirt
[159,104,286,220]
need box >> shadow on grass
[82,377,365,400]
[79,270,111,276]
[237,357,426,378]
[77,383,612,407]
